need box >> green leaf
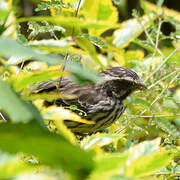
[28,39,70,48]
[69,62,102,85]
[28,21,65,39]
[126,149,173,178]
[125,138,162,165]
[0,80,42,124]
[89,153,128,180]
[155,117,180,138]
[113,14,154,48]
[110,176,136,180]
[82,0,118,36]
[79,33,108,49]
[0,151,36,179]
[7,55,31,65]
[0,37,100,84]
[22,92,76,102]
[18,16,120,30]
[75,36,104,69]
[127,97,151,109]
[0,37,60,65]
[122,138,174,178]
[11,68,68,92]
[0,9,8,18]
[0,122,94,179]
[81,133,123,150]
[35,0,69,12]
[157,0,164,9]
[0,2,9,19]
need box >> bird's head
[99,67,147,100]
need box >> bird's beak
[137,79,147,89]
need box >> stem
[116,72,179,134]
[148,69,179,89]
[71,0,82,37]
[58,0,82,90]
[145,46,180,82]
[126,114,180,118]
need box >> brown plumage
[32,67,147,134]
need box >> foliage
[0,0,179,180]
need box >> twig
[145,46,180,82]
[71,0,82,36]
[57,0,82,89]
[125,114,180,118]
[143,23,165,58]
[148,69,179,89]
[134,9,164,57]
[116,72,179,134]
[152,17,163,57]
[142,1,164,58]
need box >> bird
[32,67,147,135]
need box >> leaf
[0,37,101,84]
[82,0,118,36]
[155,117,180,138]
[18,16,120,30]
[81,133,124,150]
[42,106,95,125]
[23,92,76,102]
[88,153,128,180]
[113,14,154,48]
[11,66,68,91]
[0,151,36,179]
[162,99,178,111]
[125,149,173,178]
[157,0,164,9]
[69,62,102,85]
[145,1,180,23]
[35,0,69,12]
[96,0,118,22]
[28,39,70,48]
[110,176,136,180]
[0,80,43,124]
[0,122,94,179]
[8,55,31,65]
[125,138,162,165]
[88,138,171,180]
[28,39,76,55]
[41,106,95,145]
[75,36,104,69]
[127,97,151,109]
[53,118,77,145]
[0,37,60,65]
[122,138,174,177]
[28,21,65,39]
[0,6,9,18]
[2,11,17,38]
[124,50,144,62]
[79,33,108,49]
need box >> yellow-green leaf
[0,152,36,179]
[75,36,104,69]
[11,66,68,92]
[113,14,154,48]
[42,106,95,125]
[125,149,173,178]
[18,16,120,30]
[82,0,118,36]
[81,133,124,150]
[88,153,128,180]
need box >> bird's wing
[30,77,76,92]
[31,77,112,114]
